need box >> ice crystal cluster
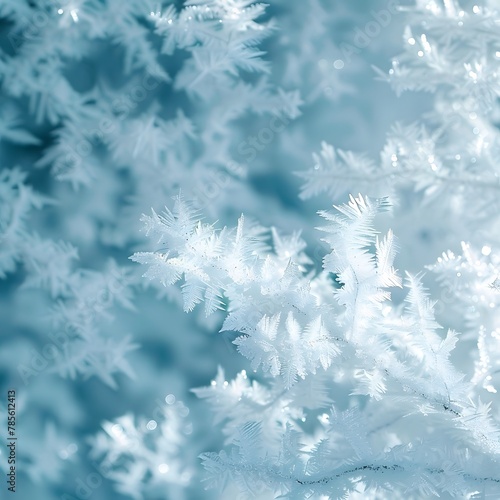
[1,0,500,499]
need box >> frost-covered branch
[133,192,500,497]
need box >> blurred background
[0,1,438,498]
